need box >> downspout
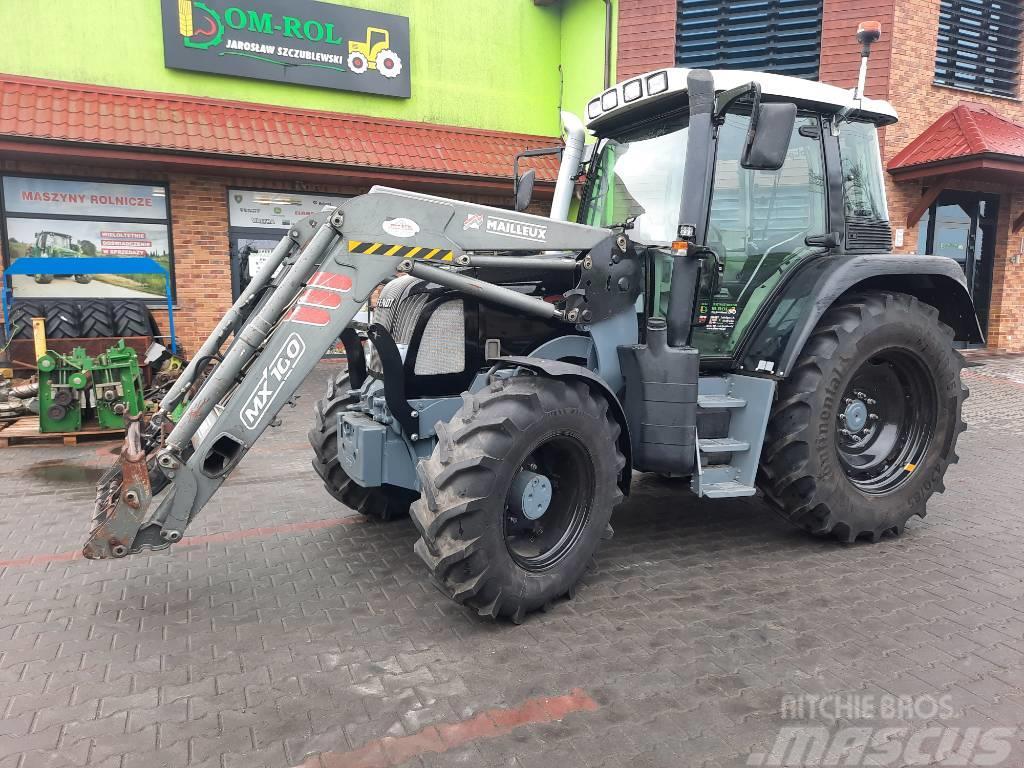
[604,0,613,89]
[550,111,586,221]
[551,0,611,220]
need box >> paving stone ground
[2,356,1024,767]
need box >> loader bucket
[84,416,154,559]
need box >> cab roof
[585,68,899,132]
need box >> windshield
[579,112,688,245]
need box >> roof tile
[0,74,560,181]
[889,102,1024,171]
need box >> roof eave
[0,135,558,196]
[888,152,1024,181]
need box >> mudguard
[493,356,632,495]
[739,253,984,378]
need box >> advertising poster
[2,177,173,300]
[5,218,172,300]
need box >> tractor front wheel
[758,291,967,542]
[411,375,624,622]
[308,371,415,521]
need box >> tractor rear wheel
[111,302,155,337]
[44,301,82,338]
[7,301,44,339]
[308,371,415,521]
[77,301,115,338]
[411,375,625,622]
[758,291,967,542]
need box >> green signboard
[161,0,411,97]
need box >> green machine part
[36,341,146,433]
[92,340,146,430]
[37,348,93,433]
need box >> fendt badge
[240,333,307,430]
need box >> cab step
[691,374,776,500]
[698,437,749,454]
[700,481,758,499]
[697,394,746,410]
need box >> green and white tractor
[30,231,92,285]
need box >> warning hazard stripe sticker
[348,240,455,262]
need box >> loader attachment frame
[84,191,618,560]
[85,208,402,558]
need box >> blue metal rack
[1,257,176,354]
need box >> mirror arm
[715,82,761,121]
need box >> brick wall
[1,158,511,354]
[820,0,896,144]
[880,0,1024,349]
[617,0,677,80]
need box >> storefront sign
[161,0,411,97]
[228,189,348,229]
[2,177,168,220]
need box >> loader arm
[84,190,622,559]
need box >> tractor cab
[36,231,75,255]
[579,68,899,363]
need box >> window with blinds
[675,0,823,79]
[935,0,1023,98]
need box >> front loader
[85,24,981,622]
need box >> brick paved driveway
[2,357,1024,767]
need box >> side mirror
[514,169,536,212]
[741,102,797,171]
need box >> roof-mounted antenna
[836,21,882,127]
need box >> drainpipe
[550,111,586,221]
[604,0,613,89]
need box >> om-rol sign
[161,0,410,97]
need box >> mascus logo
[240,333,306,430]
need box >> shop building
[6,0,1022,352]
[0,0,614,352]
[619,0,1024,350]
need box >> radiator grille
[414,300,466,375]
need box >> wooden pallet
[0,417,124,448]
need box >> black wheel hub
[836,349,937,494]
[503,432,595,572]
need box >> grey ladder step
[700,481,758,499]
[698,437,750,454]
[697,394,746,410]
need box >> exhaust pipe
[550,111,586,222]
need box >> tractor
[30,231,92,285]
[85,24,979,623]
[347,27,402,78]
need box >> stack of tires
[4,299,159,341]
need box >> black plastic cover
[617,318,699,475]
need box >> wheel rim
[503,432,595,572]
[835,348,937,494]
